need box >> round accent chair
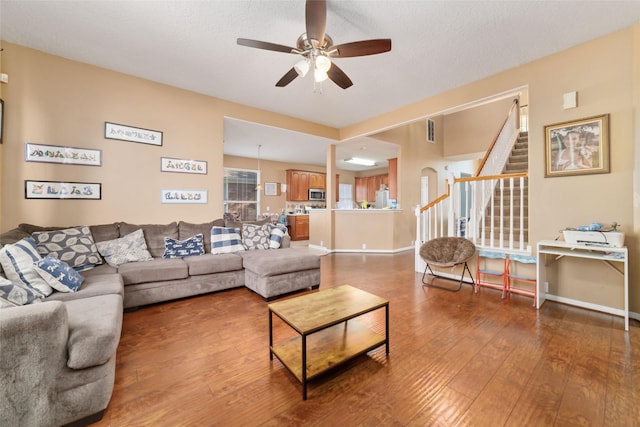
[419,237,477,292]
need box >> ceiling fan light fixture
[345,157,376,166]
[315,54,331,73]
[314,68,329,83]
[294,59,310,77]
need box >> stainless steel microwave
[308,189,325,201]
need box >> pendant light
[255,144,262,191]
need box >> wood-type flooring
[94,251,639,426]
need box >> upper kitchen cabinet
[286,169,310,201]
[309,172,326,189]
[388,158,397,200]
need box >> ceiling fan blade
[327,63,353,89]
[237,38,297,54]
[330,39,392,58]
[306,0,327,48]
[276,68,299,87]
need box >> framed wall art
[25,180,102,200]
[544,114,610,177]
[264,182,280,196]
[161,189,208,204]
[104,122,163,146]
[25,142,102,166]
[161,157,207,174]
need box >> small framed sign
[25,180,102,200]
[161,157,207,174]
[161,189,208,204]
[105,122,163,146]
[25,143,102,166]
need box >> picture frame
[104,122,163,146]
[161,189,208,204]
[264,182,280,196]
[25,180,101,200]
[161,157,207,174]
[25,142,102,166]
[0,98,4,144]
[544,114,610,177]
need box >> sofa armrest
[0,302,69,426]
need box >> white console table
[536,240,629,331]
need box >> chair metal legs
[421,262,475,292]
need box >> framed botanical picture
[104,122,163,146]
[25,180,101,200]
[161,189,208,204]
[160,157,207,174]
[264,182,280,196]
[25,142,102,166]
[544,114,610,177]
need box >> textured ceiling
[2,1,640,169]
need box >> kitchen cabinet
[287,215,309,241]
[388,158,397,200]
[286,170,310,201]
[355,174,389,203]
[309,172,325,189]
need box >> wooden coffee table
[268,284,389,399]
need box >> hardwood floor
[94,251,640,426]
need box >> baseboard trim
[308,244,414,254]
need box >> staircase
[484,132,529,242]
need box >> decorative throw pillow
[33,257,85,292]
[0,276,41,306]
[32,226,102,271]
[269,224,288,249]
[163,234,205,258]
[96,229,154,267]
[242,223,271,250]
[211,227,245,254]
[0,237,53,297]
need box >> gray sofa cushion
[183,253,243,276]
[178,219,225,254]
[239,248,320,276]
[89,223,120,243]
[117,258,188,285]
[64,294,123,370]
[118,222,179,258]
[46,273,124,301]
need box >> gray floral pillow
[242,223,271,250]
[96,229,153,267]
[32,226,102,271]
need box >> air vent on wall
[426,118,435,143]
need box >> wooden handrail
[418,172,528,213]
[474,98,519,176]
[420,180,450,213]
[455,172,528,183]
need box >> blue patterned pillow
[0,237,53,297]
[211,227,245,254]
[163,233,205,258]
[33,257,85,292]
[0,276,41,306]
[32,226,102,271]
[269,224,288,249]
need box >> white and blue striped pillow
[211,227,245,254]
[0,276,41,306]
[269,224,288,249]
[0,237,53,297]
[163,233,205,258]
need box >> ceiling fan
[237,0,391,89]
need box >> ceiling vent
[426,119,435,143]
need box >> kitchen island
[309,209,412,253]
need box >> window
[223,168,260,221]
[336,183,355,209]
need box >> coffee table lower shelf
[271,320,386,394]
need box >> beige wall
[340,25,639,312]
[1,24,639,312]
[0,42,337,230]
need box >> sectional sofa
[0,219,321,426]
